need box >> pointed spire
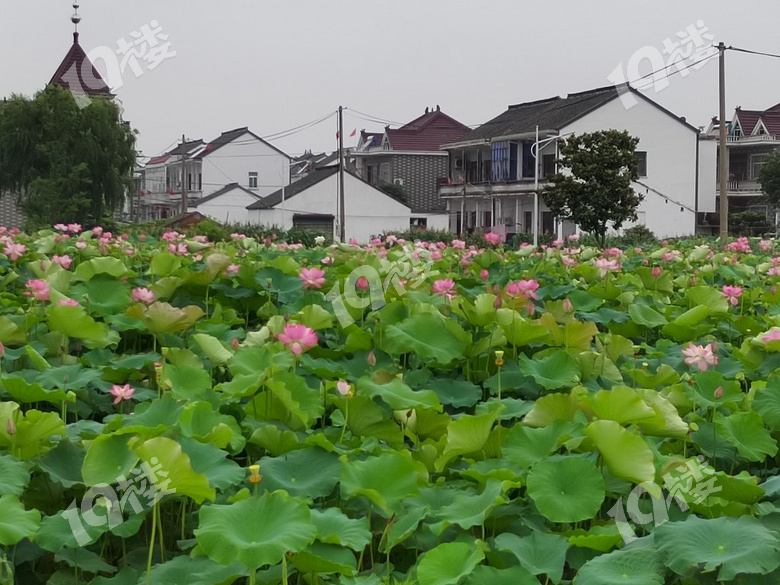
[71,3,81,43]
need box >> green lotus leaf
[341,451,424,514]
[179,401,245,452]
[290,542,357,575]
[0,376,68,405]
[502,421,578,469]
[494,530,569,584]
[0,494,41,545]
[55,547,116,574]
[148,251,184,277]
[38,440,85,488]
[428,479,506,535]
[415,541,485,585]
[194,491,316,571]
[178,437,244,491]
[191,333,233,365]
[714,411,778,462]
[161,363,212,400]
[517,351,581,390]
[82,434,139,487]
[0,405,65,460]
[566,523,623,552]
[70,276,132,317]
[47,305,120,349]
[585,419,655,484]
[435,409,500,471]
[73,257,129,281]
[134,436,215,503]
[427,378,482,408]
[573,544,665,585]
[496,308,553,346]
[754,377,780,430]
[586,386,655,424]
[628,303,668,328]
[464,565,539,585]
[380,313,467,363]
[310,507,371,550]
[654,515,780,580]
[258,447,341,499]
[686,285,729,314]
[381,505,429,552]
[523,391,581,427]
[126,301,204,334]
[146,555,245,585]
[299,304,334,330]
[527,457,605,523]
[357,375,440,410]
[0,455,29,496]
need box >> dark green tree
[0,84,136,228]
[378,181,407,205]
[759,151,780,207]
[542,130,643,247]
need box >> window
[482,211,491,227]
[491,141,510,181]
[750,154,770,179]
[521,142,534,178]
[524,211,533,232]
[187,173,192,191]
[542,154,555,177]
[636,152,648,177]
[367,166,375,185]
[248,172,258,189]
[410,217,428,229]
[198,173,202,191]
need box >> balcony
[719,180,763,195]
[439,178,545,198]
[726,134,780,145]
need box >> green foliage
[758,150,780,206]
[729,211,771,237]
[377,181,407,204]
[543,130,643,246]
[0,85,136,228]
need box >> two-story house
[139,127,292,224]
[352,106,470,231]
[706,103,780,225]
[439,86,717,241]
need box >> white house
[138,127,291,220]
[190,183,261,225]
[439,85,717,240]
[246,166,412,242]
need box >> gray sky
[2,1,779,159]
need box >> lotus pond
[0,226,779,585]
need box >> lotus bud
[336,379,353,397]
[231,337,240,350]
[493,295,503,309]
[0,341,5,357]
[562,298,573,312]
[6,419,15,436]
[367,350,376,367]
[714,386,724,399]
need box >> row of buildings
[5,14,780,242]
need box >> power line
[728,46,780,60]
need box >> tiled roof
[247,166,339,210]
[146,155,170,166]
[384,109,470,152]
[192,183,261,207]
[195,127,290,160]
[734,104,780,137]
[49,34,112,97]
[453,86,621,144]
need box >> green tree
[378,181,407,205]
[758,151,780,207]
[542,130,643,247]
[0,85,136,228]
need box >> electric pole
[718,42,729,242]
[181,134,188,215]
[338,106,346,242]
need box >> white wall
[416,213,449,232]
[698,138,718,213]
[563,96,700,238]
[192,188,258,225]
[248,173,412,243]
[201,133,290,198]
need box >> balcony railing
[719,180,762,194]
[726,134,779,143]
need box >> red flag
[349,128,357,137]
[336,131,340,139]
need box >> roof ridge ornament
[71,3,81,43]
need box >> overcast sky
[2,1,779,159]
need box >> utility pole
[718,42,729,242]
[181,134,188,215]
[338,106,346,242]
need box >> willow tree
[542,130,642,247]
[0,84,136,228]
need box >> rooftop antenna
[71,3,81,43]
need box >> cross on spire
[71,3,81,43]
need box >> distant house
[246,166,412,242]
[137,127,291,221]
[189,183,261,225]
[290,151,339,183]
[439,86,716,240]
[706,103,780,228]
[352,106,470,231]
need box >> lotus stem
[146,501,158,585]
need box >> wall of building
[192,189,258,226]
[201,136,290,198]
[249,173,411,243]
[563,96,700,238]
[391,154,449,212]
[698,138,717,213]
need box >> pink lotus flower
[722,285,743,306]
[568,233,580,242]
[110,384,135,405]
[682,342,718,372]
[132,287,155,304]
[356,276,370,291]
[431,279,456,300]
[479,269,489,280]
[761,329,780,343]
[451,239,466,250]
[92,226,104,237]
[506,279,539,300]
[58,298,79,307]
[3,243,26,261]
[67,223,82,234]
[53,223,68,232]
[760,239,773,252]
[299,267,327,290]
[25,279,50,301]
[651,266,662,278]
[336,379,353,397]
[484,232,502,245]
[278,324,318,355]
[52,255,73,270]
[225,263,240,276]
[321,256,334,265]
[594,258,621,277]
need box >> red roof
[384,108,470,152]
[49,34,112,97]
[146,155,171,166]
[733,104,780,137]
